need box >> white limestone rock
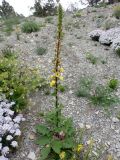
[99,27,120,45]
[89,29,104,41]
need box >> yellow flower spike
[59,151,66,159]
[76,144,84,152]
[50,80,56,87]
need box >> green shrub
[22,21,39,33]
[108,79,118,90]
[113,6,120,19]
[0,54,45,111]
[36,47,47,55]
[86,53,98,64]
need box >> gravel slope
[0,3,120,160]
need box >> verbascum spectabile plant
[50,2,64,127]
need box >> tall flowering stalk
[50,3,64,127]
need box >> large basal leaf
[37,136,50,146]
[40,146,51,160]
[51,140,62,154]
[36,125,49,135]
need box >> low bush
[36,47,47,55]
[22,21,40,33]
[113,6,120,19]
[0,50,45,112]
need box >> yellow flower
[55,72,60,77]
[59,76,64,81]
[50,75,55,79]
[59,151,66,159]
[50,80,56,87]
[60,67,64,72]
[76,144,84,152]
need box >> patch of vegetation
[0,50,45,112]
[22,21,40,33]
[45,16,54,24]
[73,10,82,18]
[76,77,93,97]
[113,6,120,19]
[36,47,47,55]
[3,16,21,35]
[90,85,119,109]
[95,2,107,8]
[108,79,119,90]
[76,77,119,110]
[116,48,120,57]
[2,47,16,58]
[86,53,98,65]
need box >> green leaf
[51,140,62,154]
[63,138,74,148]
[36,136,50,146]
[40,146,51,160]
[36,125,49,135]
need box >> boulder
[89,29,104,41]
[99,27,120,45]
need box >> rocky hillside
[0,3,120,160]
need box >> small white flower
[14,129,21,136]
[13,116,21,123]
[6,135,13,141]
[9,129,15,134]
[11,141,18,148]
[0,156,8,160]
[2,146,9,155]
